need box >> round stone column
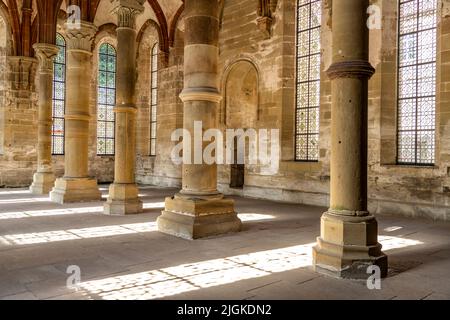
[104,0,144,215]
[312,0,387,279]
[157,0,242,239]
[50,22,101,204]
[30,43,59,195]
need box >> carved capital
[64,21,98,53]
[326,60,375,80]
[257,0,277,38]
[32,43,59,74]
[257,16,273,39]
[7,56,38,91]
[110,0,145,29]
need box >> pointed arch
[6,0,20,55]
[147,0,169,56]
[137,19,168,67]
[169,3,184,47]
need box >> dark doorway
[230,137,244,189]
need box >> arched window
[97,43,116,156]
[150,43,159,156]
[397,0,437,165]
[295,0,321,161]
[52,33,66,155]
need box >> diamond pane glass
[150,43,159,156]
[97,43,116,155]
[295,0,321,161]
[52,33,66,155]
[398,0,437,165]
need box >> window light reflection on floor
[0,202,167,220]
[0,222,158,246]
[79,236,423,300]
[0,213,275,245]
[0,190,31,195]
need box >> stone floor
[0,185,449,300]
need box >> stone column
[30,44,59,194]
[312,0,387,279]
[157,0,242,240]
[104,0,144,215]
[50,22,101,204]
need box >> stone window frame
[280,0,327,173]
[149,42,159,157]
[96,41,117,157]
[51,32,67,156]
[396,0,438,166]
[378,0,444,170]
[294,0,322,163]
[135,19,163,159]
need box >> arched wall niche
[222,58,260,129]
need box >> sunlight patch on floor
[0,222,157,245]
[78,235,423,300]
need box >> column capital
[32,43,59,74]
[64,21,98,53]
[111,0,145,29]
[7,56,38,91]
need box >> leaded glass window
[52,33,66,155]
[295,0,321,161]
[150,43,159,156]
[397,0,437,165]
[97,43,116,156]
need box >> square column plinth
[157,195,242,240]
[50,178,102,204]
[312,212,388,279]
[103,183,143,216]
[30,172,55,195]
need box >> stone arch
[136,19,161,157]
[90,25,117,157]
[222,59,260,129]
[137,19,166,65]
[221,59,260,189]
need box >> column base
[30,172,55,195]
[103,183,143,215]
[312,211,388,279]
[157,194,242,240]
[50,177,102,204]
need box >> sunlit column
[30,44,59,195]
[104,0,144,215]
[312,0,388,278]
[50,21,101,204]
[157,0,242,239]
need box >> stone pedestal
[104,0,145,215]
[104,183,142,215]
[50,21,101,204]
[30,172,55,195]
[312,0,387,279]
[158,194,241,240]
[30,44,59,195]
[157,0,242,239]
[313,212,387,279]
[50,178,101,204]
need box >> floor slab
[0,185,449,300]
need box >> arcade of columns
[25,0,388,278]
